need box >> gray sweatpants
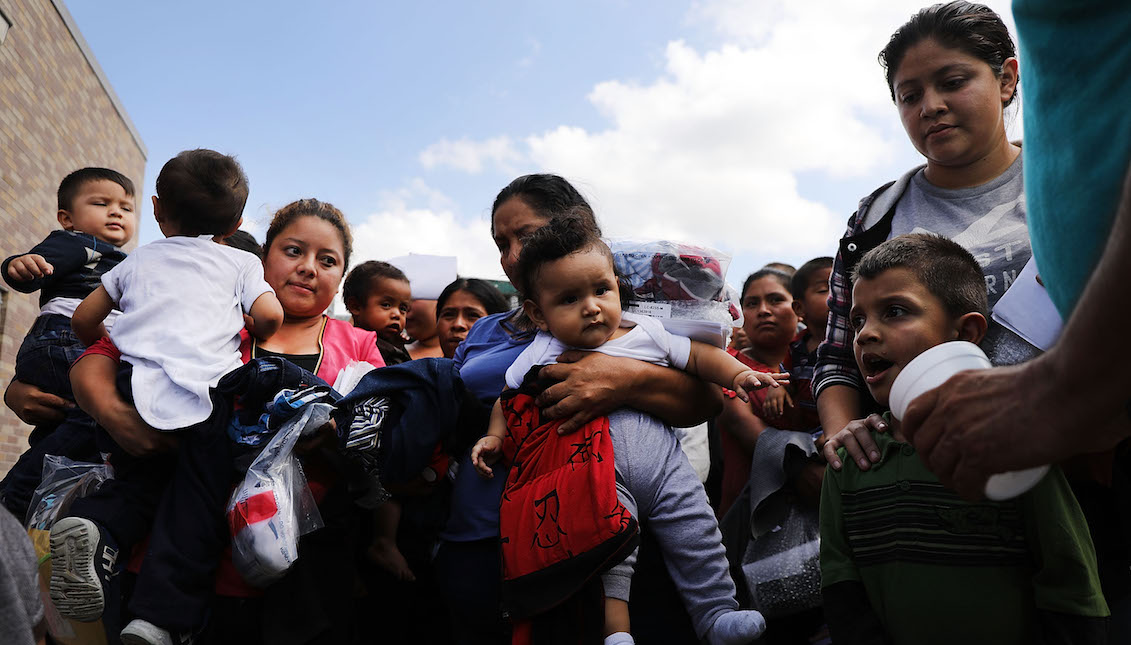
[601,409,739,638]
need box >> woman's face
[436,289,491,358]
[492,197,551,284]
[892,38,1016,171]
[263,215,347,320]
[741,276,798,350]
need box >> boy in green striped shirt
[819,233,1108,644]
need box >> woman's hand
[70,354,177,457]
[536,350,722,434]
[821,413,890,471]
[5,379,73,426]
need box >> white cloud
[350,179,504,280]
[418,136,524,174]
[417,0,1020,271]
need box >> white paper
[991,256,1063,352]
[332,361,379,396]
[387,254,458,300]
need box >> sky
[67,0,1021,301]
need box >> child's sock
[603,633,634,645]
[705,609,766,645]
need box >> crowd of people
[0,1,1128,644]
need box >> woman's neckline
[922,140,1020,190]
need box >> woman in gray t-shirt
[813,2,1032,446]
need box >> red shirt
[718,347,793,517]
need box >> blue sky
[68,0,1019,291]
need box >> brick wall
[0,0,145,475]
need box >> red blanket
[497,385,639,630]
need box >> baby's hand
[732,370,789,403]
[471,435,504,479]
[762,384,793,419]
[6,254,53,282]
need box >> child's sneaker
[48,516,119,621]
[121,618,197,645]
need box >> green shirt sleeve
[1022,466,1109,618]
[820,459,859,588]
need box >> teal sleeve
[819,462,858,588]
[1022,466,1109,617]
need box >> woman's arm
[70,353,176,457]
[4,379,72,426]
[534,350,723,434]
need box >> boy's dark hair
[156,149,249,236]
[57,167,135,212]
[880,1,1017,106]
[791,257,834,299]
[852,233,988,318]
[436,278,510,318]
[741,268,792,301]
[221,229,261,258]
[515,209,611,299]
[342,260,410,307]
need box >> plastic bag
[740,502,822,618]
[26,455,113,531]
[608,238,743,347]
[26,456,113,645]
[227,401,329,587]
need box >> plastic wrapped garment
[609,238,743,347]
[227,398,328,588]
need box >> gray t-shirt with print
[892,155,1039,366]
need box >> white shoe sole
[49,517,104,622]
[122,620,171,642]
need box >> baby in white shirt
[472,212,776,645]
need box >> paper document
[991,257,1063,352]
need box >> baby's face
[527,247,622,349]
[850,268,958,406]
[59,179,136,247]
[349,277,412,342]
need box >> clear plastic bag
[227,401,329,587]
[26,455,113,531]
[26,456,114,645]
[740,502,822,618]
[608,238,744,347]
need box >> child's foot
[121,618,196,645]
[49,516,119,622]
[604,633,635,645]
[706,609,766,645]
[366,537,415,582]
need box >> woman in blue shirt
[434,174,722,644]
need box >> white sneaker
[121,618,188,645]
[49,516,117,622]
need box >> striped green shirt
[820,430,1107,645]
